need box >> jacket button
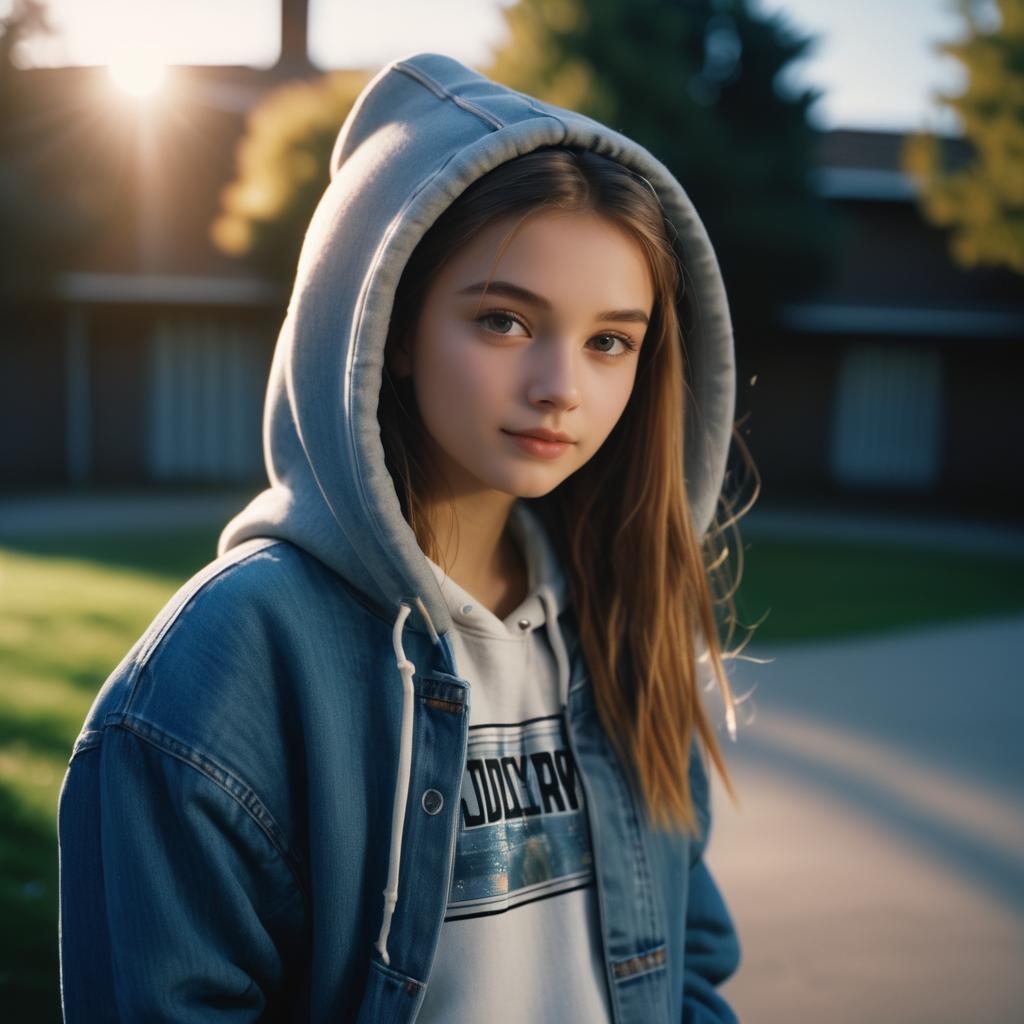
[421,789,444,815]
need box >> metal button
[460,603,474,615]
[421,789,444,815]
[517,618,531,630]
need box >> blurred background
[0,0,1022,1020]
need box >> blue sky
[5,0,972,133]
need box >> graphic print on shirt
[446,713,594,921]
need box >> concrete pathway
[704,612,1024,1023]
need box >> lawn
[1,524,1022,1018]
[733,532,1024,644]
[0,528,215,1021]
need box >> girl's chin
[492,468,570,499]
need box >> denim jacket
[59,536,740,1022]
[58,50,741,1021]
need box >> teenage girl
[58,52,749,1023]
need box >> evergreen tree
[903,0,1024,274]
[485,0,840,331]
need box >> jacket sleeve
[58,722,307,1022]
[682,741,742,1023]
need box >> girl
[58,52,751,1023]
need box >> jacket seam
[607,729,663,946]
[105,711,309,903]
[122,537,284,712]
[393,61,506,130]
[70,728,103,759]
[610,941,668,982]
[369,957,425,991]
[421,696,463,715]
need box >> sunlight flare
[107,56,168,99]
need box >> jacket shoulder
[76,537,352,745]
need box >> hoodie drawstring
[537,585,570,708]
[375,601,417,966]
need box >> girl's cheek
[452,346,505,398]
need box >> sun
[107,56,168,99]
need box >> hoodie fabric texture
[58,52,741,1023]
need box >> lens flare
[108,57,167,99]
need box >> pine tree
[485,0,840,331]
[903,0,1024,274]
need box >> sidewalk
[706,612,1024,1023]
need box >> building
[2,1,1021,515]
[740,129,1024,514]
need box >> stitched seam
[70,729,103,759]
[606,732,661,941]
[611,943,667,980]
[370,957,425,991]
[422,696,463,715]
[416,675,469,704]
[517,93,567,123]
[106,712,309,902]
[393,61,505,130]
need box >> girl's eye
[476,311,527,336]
[589,333,638,358]
[475,309,639,359]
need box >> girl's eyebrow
[457,280,650,326]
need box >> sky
[3,0,975,133]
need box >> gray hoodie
[217,53,736,634]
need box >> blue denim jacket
[59,50,742,1021]
[59,536,740,1022]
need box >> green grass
[0,528,217,1021]
[733,533,1024,645]
[1,524,1022,1018]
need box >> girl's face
[389,208,654,499]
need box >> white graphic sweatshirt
[416,498,613,1022]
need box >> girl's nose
[526,340,581,410]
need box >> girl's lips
[502,430,574,459]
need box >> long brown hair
[379,146,759,835]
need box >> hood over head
[218,51,736,643]
[216,52,739,970]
